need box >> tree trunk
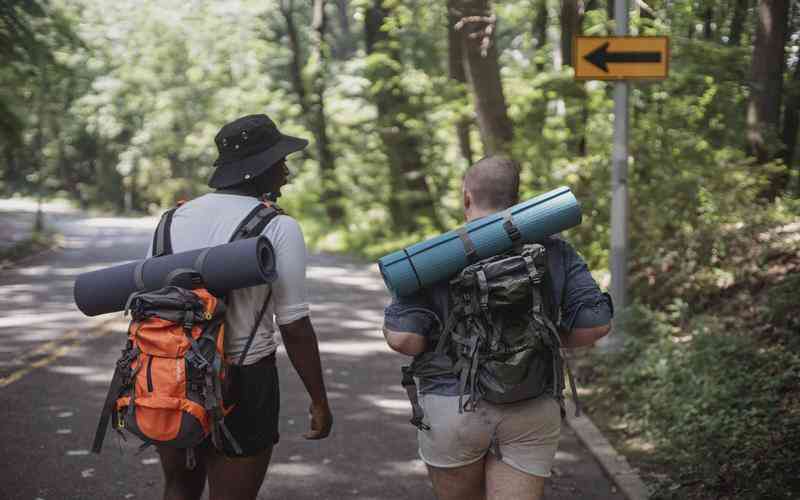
[281,0,309,115]
[747,0,790,170]
[533,0,548,50]
[364,0,439,232]
[333,0,355,59]
[532,0,548,71]
[280,0,343,222]
[309,0,344,221]
[451,0,514,156]
[780,59,799,189]
[703,7,714,39]
[448,0,474,166]
[561,0,580,67]
[729,0,749,45]
[575,1,591,155]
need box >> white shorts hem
[491,451,552,478]
[418,448,488,470]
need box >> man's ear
[463,188,471,211]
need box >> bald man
[382,156,612,500]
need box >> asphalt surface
[0,202,624,500]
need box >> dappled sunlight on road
[78,217,159,229]
[555,450,580,463]
[359,395,414,413]
[375,459,428,477]
[307,262,384,290]
[316,340,391,356]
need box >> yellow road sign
[574,36,669,80]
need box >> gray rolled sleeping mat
[73,203,280,317]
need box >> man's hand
[304,400,333,440]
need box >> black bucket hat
[208,114,308,189]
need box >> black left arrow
[584,42,661,72]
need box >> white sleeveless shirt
[147,193,310,365]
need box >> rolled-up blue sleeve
[559,241,614,330]
[383,295,440,337]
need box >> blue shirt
[383,236,613,395]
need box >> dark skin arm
[279,316,332,439]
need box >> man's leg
[205,446,273,500]
[485,453,545,500]
[485,396,561,500]
[204,354,280,500]
[418,393,497,500]
[427,459,486,500]
[157,447,207,500]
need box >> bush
[591,300,800,499]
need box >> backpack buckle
[185,350,209,370]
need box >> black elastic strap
[565,358,581,417]
[457,227,478,264]
[502,209,522,244]
[402,366,430,431]
[152,207,178,258]
[163,268,201,288]
[92,365,125,453]
[218,420,244,455]
[193,248,211,276]
[133,261,147,291]
[237,288,273,366]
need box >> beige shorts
[417,393,561,477]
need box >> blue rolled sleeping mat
[378,186,582,297]
[74,236,277,317]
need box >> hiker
[153,114,333,500]
[382,156,612,500]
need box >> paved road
[0,204,623,500]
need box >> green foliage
[593,300,800,499]
[1,1,799,497]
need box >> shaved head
[463,156,520,211]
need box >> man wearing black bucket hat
[150,114,332,500]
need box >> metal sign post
[571,2,670,351]
[603,0,630,352]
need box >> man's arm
[267,216,331,439]
[280,317,332,439]
[556,240,614,348]
[383,327,427,355]
[561,324,611,348]
[382,298,438,356]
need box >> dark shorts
[215,353,280,457]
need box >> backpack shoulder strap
[151,202,185,257]
[228,202,285,243]
[229,202,286,366]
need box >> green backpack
[402,244,579,429]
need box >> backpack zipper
[146,355,154,392]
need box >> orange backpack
[92,201,283,466]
